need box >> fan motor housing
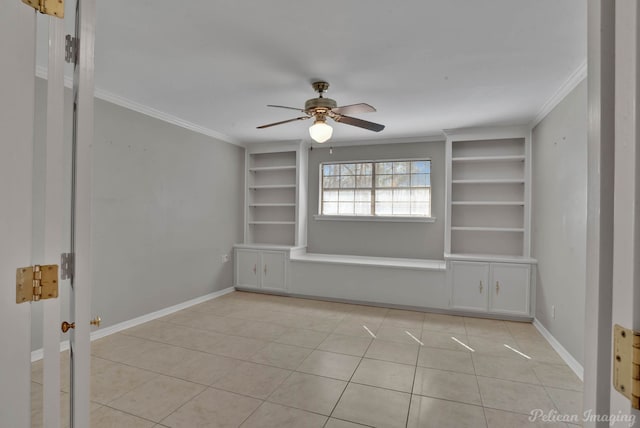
[305,97,337,112]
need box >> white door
[261,251,286,291]
[489,263,530,316]
[450,261,489,312]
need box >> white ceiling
[37,0,586,145]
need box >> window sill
[313,215,436,223]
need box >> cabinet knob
[479,281,483,293]
[496,281,500,294]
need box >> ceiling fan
[257,81,385,143]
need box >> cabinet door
[235,249,260,288]
[261,250,286,291]
[450,261,489,312]
[489,263,530,315]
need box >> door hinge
[60,252,74,280]
[16,265,59,304]
[65,35,78,64]
[21,0,64,18]
[613,324,640,410]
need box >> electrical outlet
[551,305,555,319]
[222,254,230,263]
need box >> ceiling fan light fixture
[309,119,333,143]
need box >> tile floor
[31,291,583,427]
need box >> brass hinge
[16,265,59,304]
[21,0,64,18]
[613,324,640,410]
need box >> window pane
[375,162,393,174]
[411,188,429,201]
[394,189,411,202]
[324,190,339,201]
[411,161,429,174]
[355,190,371,202]
[323,176,340,188]
[393,174,411,187]
[323,164,339,176]
[340,164,356,175]
[356,163,372,175]
[338,190,354,202]
[411,174,427,186]
[375,202,392,215]
[376,174,392,187]
[393,202,411,215]
[376,189,392,202]
[323,202,338,215]
[340,175,355,188]
[354,202,371,215]
[411,202,429,216]
[338,202,354,214]
[356,176,372,188]
[393,162,410,174]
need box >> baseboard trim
[31,286,235,362]
[533,318,584,381]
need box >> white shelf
[249,166,297,172]
[452,179,525,184]
[451,201,525,206]
[451,226,524,232]
[249,203,296,207]
[452,155,525,163]
[249,184,296,189]
[249,221,296,225]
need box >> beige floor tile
[233,320,290,341]
[121,342,202,374]
[295,316,341,333]
[351,358,415,393]
[212,361,291,399]
[160,388,261,428]
[332,383,411,428]
[517,341,566,365]
[208,334,269,360]
[91,360,157,404]
[333,320,379,338]
[546,387,583,417]
[407,395,486,428]
[417,346,475,374]
[274,328,329,348]
[533,363,583,391]
[239,402,327,428]
[422,313,467,335]
[249,342,312,370]
[472,354,539,384]
[464,318,513,340]
[484,408,569,428]
[109,375,206,422]
[375,325,423,344]
[169,312,248,335]
[421,330,472,352]
[325,418,370,428]
[466,336,525,359]
[91,406,155,428]
[364,339,419,365]
[296,350,361,381]
[413,367,482,405]
[477,376,557,415]
[267,371,346,415]
[381,309,425,329]
[317,333,372,357]
[164,352,241,385]
[92,334,160,363]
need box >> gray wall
[31,77,244,350]
[532,79,587,365]
[306,141,445,259]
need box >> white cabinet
[234,247,287,291]
[450,260,530,316]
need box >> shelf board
[249,166,297,172]
[248,221,296,225]
[451,179,525,184]
[248,184,296,189]
[451,155,525,163]
[249,203,296,207]
[451,201,525,206]
[451,226,524,232]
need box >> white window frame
[314,158,436,223]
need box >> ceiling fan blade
[267,104,306,112]
[257,116,309,129]
[331,103,376,115]
[333,115,385,132]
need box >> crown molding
[35,66,242,147]
[530,60,587,129]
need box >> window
[320,160,431,217]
